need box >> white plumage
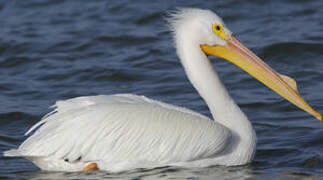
[5,8,320,172]
[6,94,234,172]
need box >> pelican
[4,8,322,172]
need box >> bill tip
[315,113,322,121]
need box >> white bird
[4,8,322,172]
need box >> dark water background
[0,0,323,179]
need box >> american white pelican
[4,8,322,172]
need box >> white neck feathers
[175,31,254,139]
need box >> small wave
[21,0,66,8]
[0,56,39,68]
[288,8,316,16]
[95,35,157,45]
[261,42,323,56]
[37,71,76,81]
[0,112,37,123]
[78,68,147,82]
[0,3,4,12]
[0,42,30,56]
[135,11,163,25]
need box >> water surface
[1,0,323,179]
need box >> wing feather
[5,94,231,171]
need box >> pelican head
[168,8,322,120]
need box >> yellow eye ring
[212,23,228,40]
[212,24,222,33]
[214,25,221,31]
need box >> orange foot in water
[82,162,99,171]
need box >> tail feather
[3,149,22,157]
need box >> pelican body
[4,8,321,172]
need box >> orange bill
[201,36,322,121]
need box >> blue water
[1,0,323,179]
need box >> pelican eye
[212,23,228,40]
